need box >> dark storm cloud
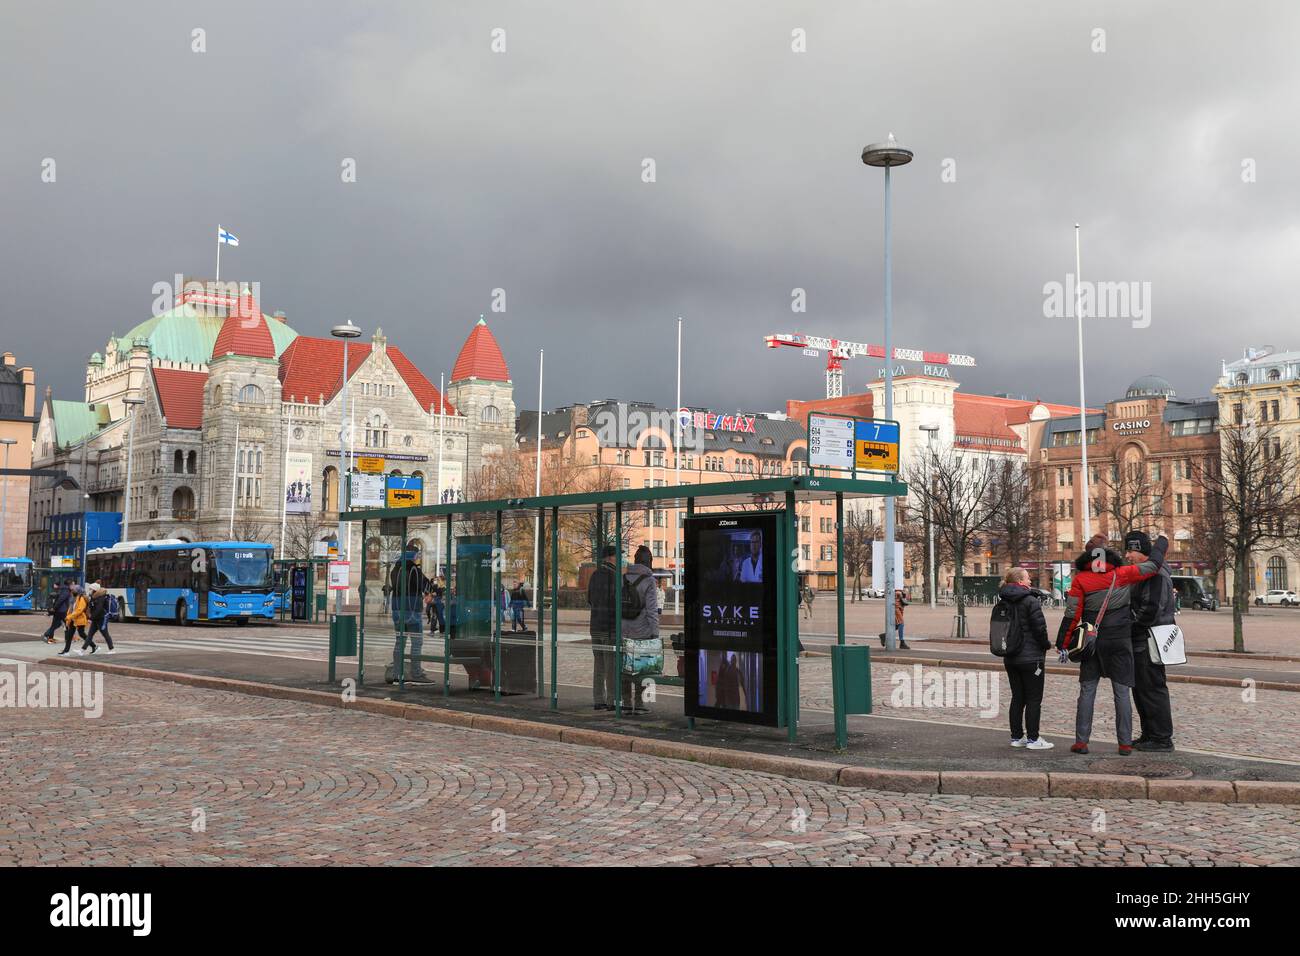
[3,1,1297,414]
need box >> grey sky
[3,1,1296,416]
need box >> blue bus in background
[86,540,276,625]
[0,557,34,612]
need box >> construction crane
[764,332,977,398]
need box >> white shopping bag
[1147,624,1187,666]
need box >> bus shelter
[338,474,905,742]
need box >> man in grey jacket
[620,545,661,715]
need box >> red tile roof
[277,337,454,414]
[451,318,510,382]
[211,290,277,359]
[152,367,208,429]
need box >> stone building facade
[27,281,516,579]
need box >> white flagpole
[532,349,543,610]
[674,316,682,614]
[216,226,222,283]
[347,394,356,562]
[279,415,288,559]
[435,376,446,575]
[1075,223,1092,544]
[229,419,240,538]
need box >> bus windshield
[0,562,31,592]
[212,550,272,590]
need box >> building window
[481,405,501,424]
[239,384,265,404]
[1266,556,1288,591]
[173,450,184,473]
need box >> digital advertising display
[684,512,779,726]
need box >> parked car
[1255,589,1298,606]
[857,587,885,599]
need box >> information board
[386,474,424,508]
[808,414,855,470]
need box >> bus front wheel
[175,600,189,627]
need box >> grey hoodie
[621,563,660,641]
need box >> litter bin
[315,593,327,622]
[330,614,358,657]
[831,644,872,749]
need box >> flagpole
[279,414,288,559]
[1075,223,1092,544]
[532,349,543,611]
[216,226,222,283]
[674,316,682,615]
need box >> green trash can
[330,614,358,657]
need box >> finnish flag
[217,226,239,247]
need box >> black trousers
[1132,639,1174,743]
[87,616,114,650]
[1005,659,1046,741]
[61,624,90,653]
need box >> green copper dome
[113,304,298,364]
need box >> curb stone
[47,658,1300,806]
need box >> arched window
[364,411,389,449]
[322,467,339,513]
[481,405,501,424]
[1266,555,1288,591]
[172,486,195,516]
[187,450,197,474]
[149,486,159,514]
[173,450,183,473]
[239,384,265,404]
[1267,368,1281,381]
[213,385,223,404]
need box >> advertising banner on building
[284,452,313,514]
[684,512,779,726]
[438,460,464,505]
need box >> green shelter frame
[338,473,905,742]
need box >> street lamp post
[331,321,362,615]
[0,438,15,555]
[121,397,145,541]
[919,423,939,609]
[863,133,912,652]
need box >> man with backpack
[991,568,1053,749]
[86,581,116,654]
[620,546,660,715]
[1126,530,1176,752]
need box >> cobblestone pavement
[6,619,1298,764]
[1,669,1298,866]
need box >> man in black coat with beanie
[1125,530,1176,751]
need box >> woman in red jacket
[1055,533,1168,755]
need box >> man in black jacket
[1125,530,1176,751]
[42,582,71,643]
[588,545,619,710]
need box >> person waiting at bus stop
[588,545,619,710]
[386,551,430,682]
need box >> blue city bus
[86,540,276,625]
[0,557,35,612]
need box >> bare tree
[840,505,879,602]
[283,511,329,561]
[1192,420,1300,652]
[1093,457,1161,539]
[905,447,1011,635]
[988,458,1036,567]
[231,514,270,544]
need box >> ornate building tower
[446,317,516,480]
[200,289,284,540]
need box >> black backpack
[621,574,645,621]
[989,599,1023,657]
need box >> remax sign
[677,408,757,433]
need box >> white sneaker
[1026,738,1055,750]
[1010,736,1028,748]
[73,648,84,657]
[105,649,116,655]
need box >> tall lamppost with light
[862,133,912,651]
[919,423,940,609]
[330,321,361,615]
[0,438,16,555]
[120,396,145,541]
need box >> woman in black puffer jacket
[999,568,1053,750]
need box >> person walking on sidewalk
[1055,533,1168,756]
[801,583,815,620]
[85,582,116,654]
[998,569,1053,750]
[510,579,528,633]
[58,584,93,656]
[1126,530,1176,752]
[42,581,72,643]
[881,589,911,649]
